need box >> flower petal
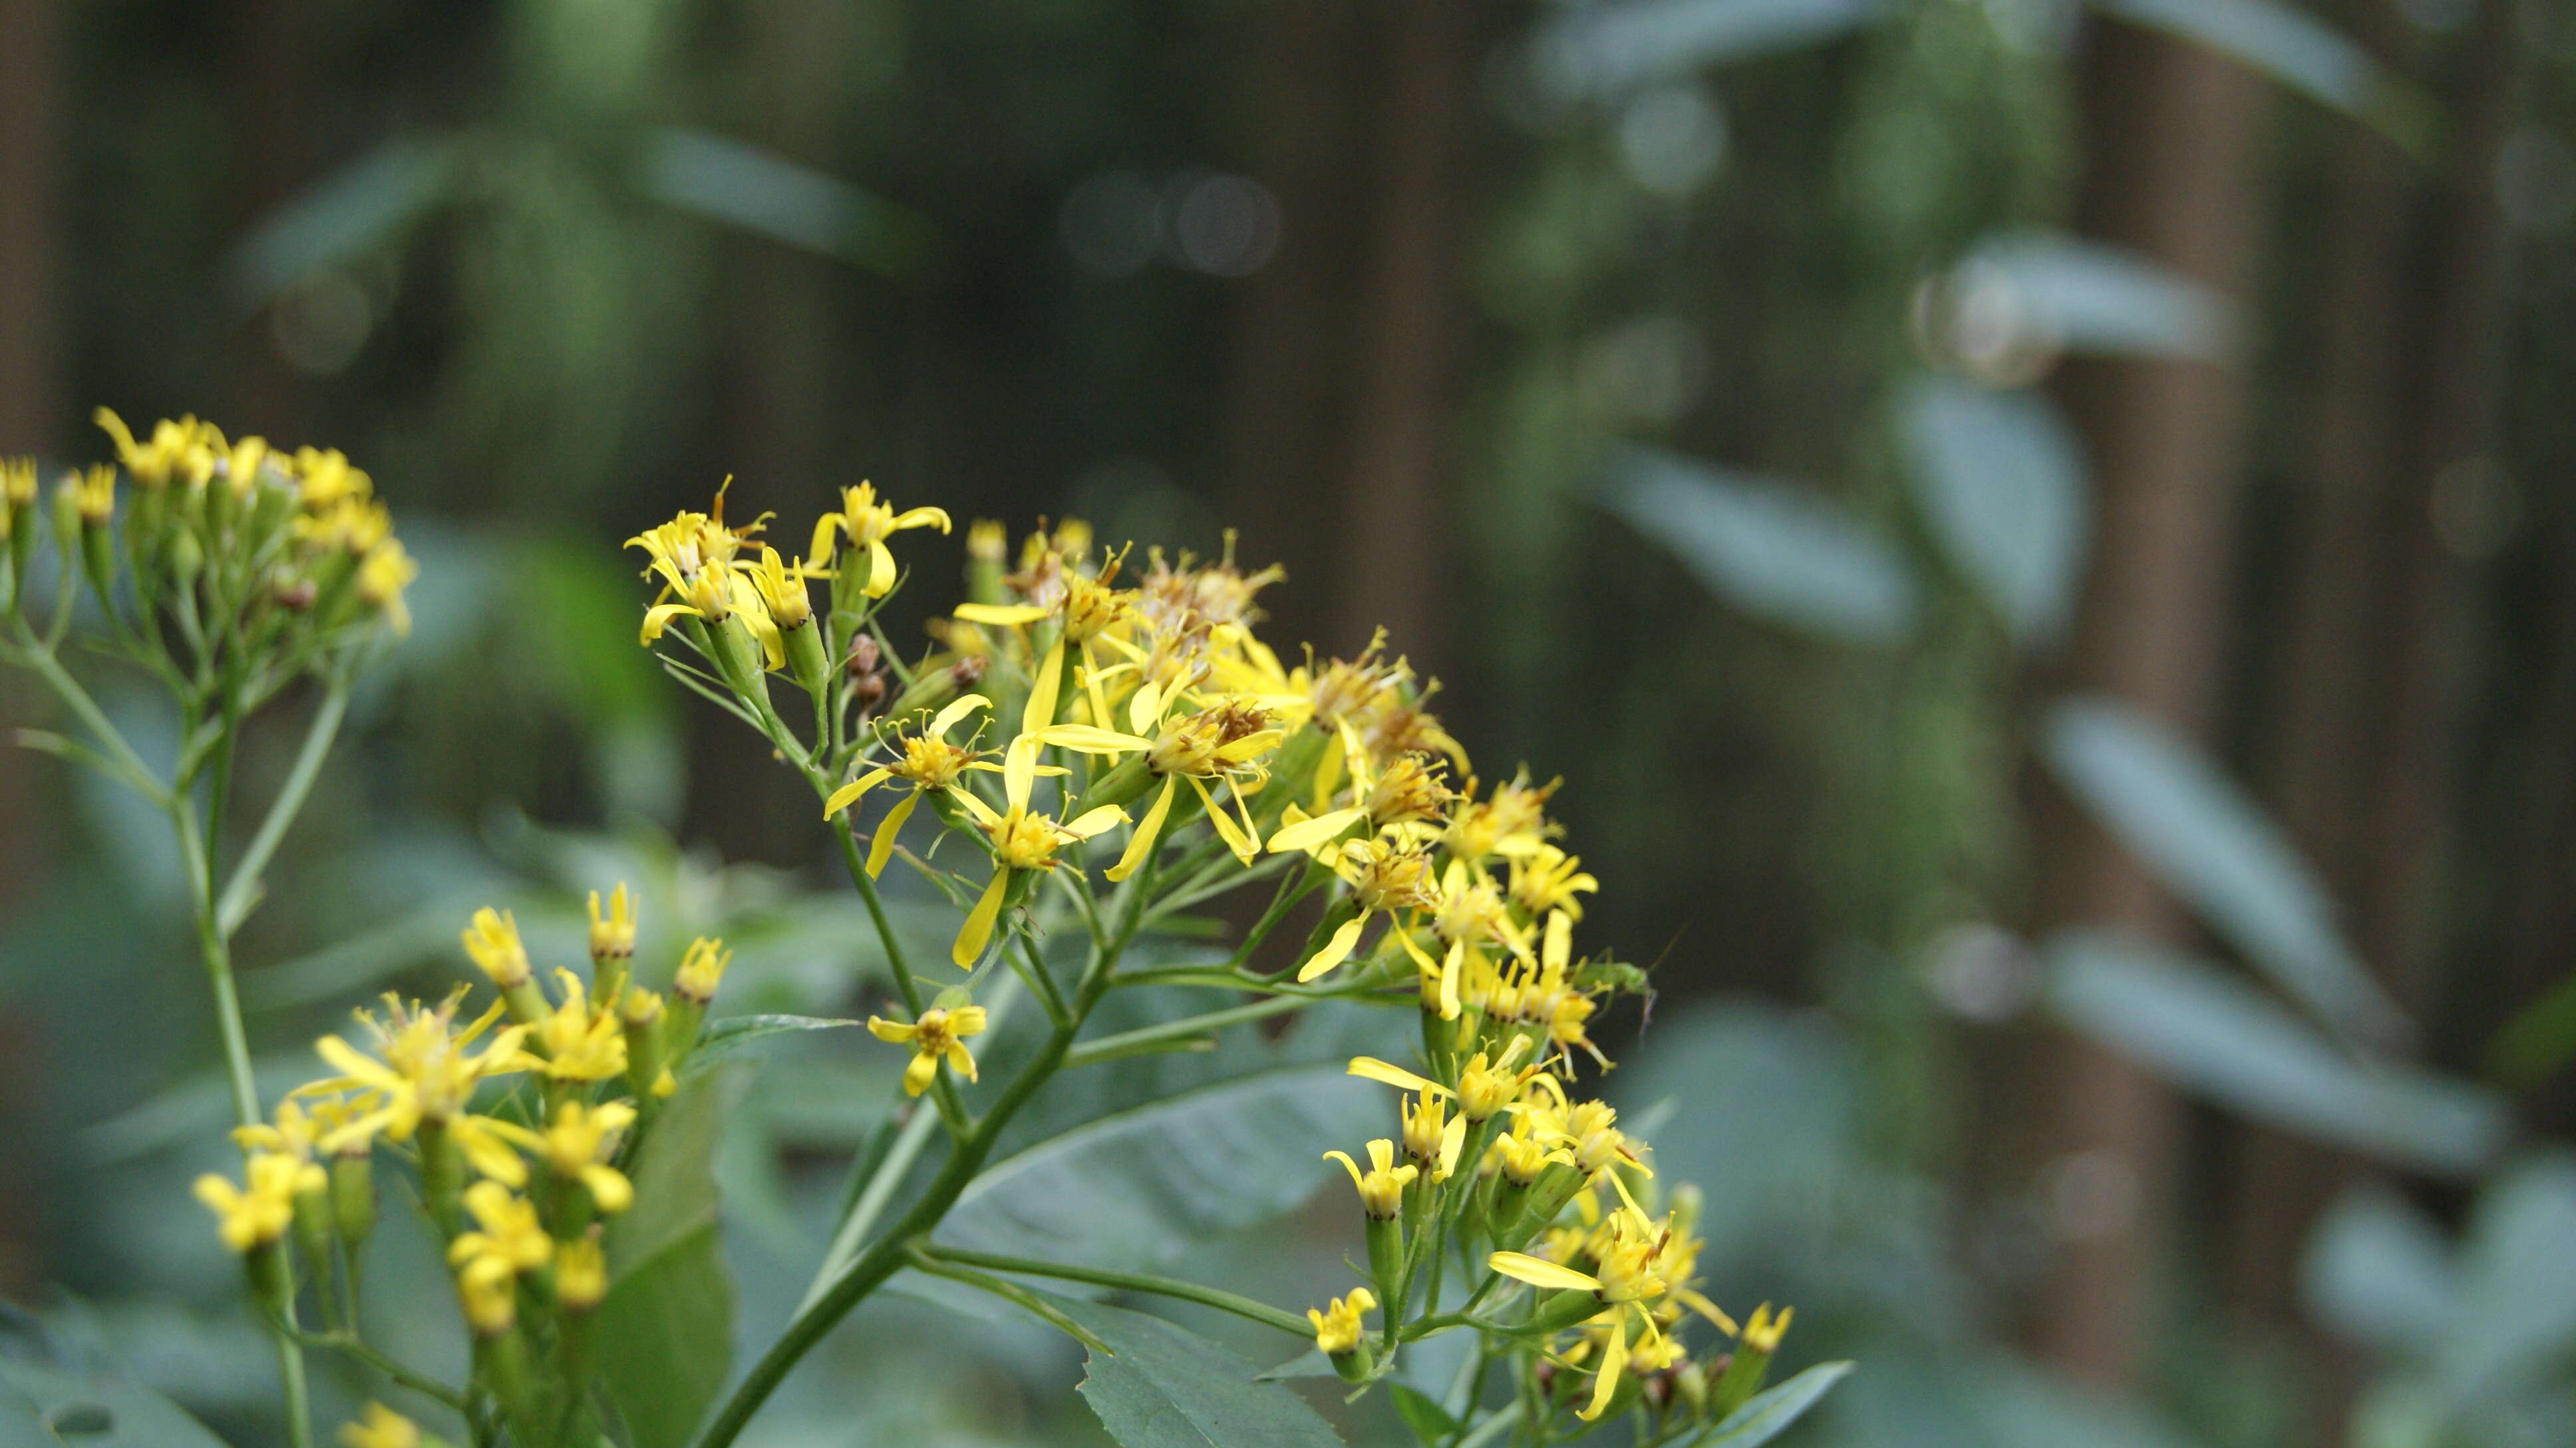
[1487,1252,1600,1294]
[1106,775,1177,882]
[954,867,1011,967]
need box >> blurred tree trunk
[2229,1,2418,1425]
[226,0,311,441]
[0,0,61,1296]
[1331,0,1476,671]
[2030,19,2270,1387]
[1223,0,1367,657]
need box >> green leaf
[1532,0,1883,100]
[1950,234,2233,361]
[933,1062,1384,1275]
[597,1072,739,1448]
[1898,378,2089,645]
[2301,1184,2457,1356]
[2435,1153,2576,1403]
[0,1310,231,1446]
[1694,1361,1854,1446]
[683,1013,861,1073]
[639,127,935,280]
[2044,697,2414,1049]
[2045,932,2505,1176]
[1057,1299,1345,1448]
[2088,0,2436,156]
[1390,1384,1460,1445]
[1598,447,1917,645]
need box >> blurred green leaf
[2044,697,2414,1049]
[1953,234,2234,361]
[0,1308,231,1446]
[1692,1360,1854,1446]
[640,128,935,280]
[683,1013,861,1075]
[1058,1298,1344,1448]
[2436,1154,2576,1405]
[2089,0,2436,155]
[1533,0,1884,100]
[1391,1383,1458,1443]
[598,1071,739,1448]
[932,1063,1381,1276]
[226,135,456,312]
[2302,1185,2457,1356]
[1599,447,1917,645]
[2483,969,2576,1090]
[2045,932,2505,1176]
[1898,377,2089,644]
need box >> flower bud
[622,987,669,1101]
[331,1150,375,1246]
[555,1235,607,1314]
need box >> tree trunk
[1330,0,1476,670]
[2031,17,2271,1387]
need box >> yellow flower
[953,552,1135,734]
[556,1236,608,1313]
[304,993,535,1149]
[868,1003,989,1096]
[1307,1288,1376,1356]
[588,883,637,961]
[460,907,532,989]
[1058,694,1281,881]
[92,407,219,490]
[1488,1206,1725,1421]
[232,1098,322,1163]
[1323,1138,1416,1220]
[1284,838,1440,985]
[536,1099,637,1214]
[357,540,417,635]
[290,447,372,510]
[447,1180,553,1280]
[824,693,1007,878]
[1741,1302,1792,1353]
[675,936,730,1005]
[947,736,1126,966]
[1444,771,1559,863]
[194,1152,319,1252]
[531,970,628,1082]
[456,1255,518,1336]
[628,487,774,649]
[807,482,951,596]
[734,544,818,631]
[1509,844,1599,921]
[1455,1038,1542,1122]
[337,1402,422,1448]
[66,465,114,525]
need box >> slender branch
[915,1244,1311,1338]
[902,1249,1113,1353]
[290,1329,470,1411]
[1010,933,1072,1029]
[216,677,347,935]
[1061,994,1307,1069]
[10,628,168,803]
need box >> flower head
[1323,1139,1416,1220]
[588,884,637,962]
[460,907,531,989]
[194,1152,319,1252]
[808,482,950,596]
[337,1403,422,1448]
[868,1003,989,1096]
[1308,1288,1377,1356]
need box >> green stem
[215,677,347,935]
[11,628,167,803]
[1060,994,1307,1069]
[915,1244,1310,1337]
[836,820,923,1015]
[291,1329,470,1412]
[1010,934,1072,1028]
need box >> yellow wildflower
[194,1153,318,1252]
[1509,844,1599,921]
[357,540,417,635]
[304,993,534,1152]
[530,970,627,1082]
[947,735,1126,966]
[1323,1138,1416,1220]
[1307,1288,1376,1356]
[674,936,730,1005]
[1741,1303,1792,1353]
[588,883,637,961]
[868,1003,989,1096]
[556,1236,608,1312]
[447,1180,552,1280]
[824,693,1008,877]
[1287,838,1441,985]
[67,465,114,525]
[806,482,951,596]
[1444,771,1559,863]
[535,1099,636,1213]
[460,908,532,989]
[337,1402,422,1448]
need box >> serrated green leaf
[597,1073,738,1448]
[933,1063,1383,1274]
[1694,1361,1853,1446]
[1391,1383,1460,1444]
[1058,1299,1344,1448]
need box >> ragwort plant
[16,417,1844,1448]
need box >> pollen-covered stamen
[1366,751,1455,830]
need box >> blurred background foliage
[5,0,2576,1443]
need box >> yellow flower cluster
[194,888,724,1374]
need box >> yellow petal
[954,867,1011,967]
[866,1015,919,1043]
[1486,1252,1599,1294]
[1188,775,1259,860]
[930,693,991,737]
[1267,807,1365,855]
[1033,725,1151,755]
[1347,1057,1447,1095]
[1322,1150,1364,1190]
[1438,938,1464,1021]
[892,506,952,533]
[952,785,1001,828]
[1128,679,1162,735]
[824,767,893,818]
[954,603,1051,626]
[639,602,698,644]
[865,538,897,598]
[1545,910,1573,972]
[1064,803,1128,839]
[581,1164,633,1215]
[902,1049,940,1096]
[945,1040,979,1083]
[1003,735,1041,811]
[1023,637,1066,735]
[949,1006,989,1035]
[1106,775,1178,882]
[1438,1111,1467,1180]
[1579,1317,1628,1421]
[807,514,841,569]
[1297,915,1367,984]
[866,789,923,879]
